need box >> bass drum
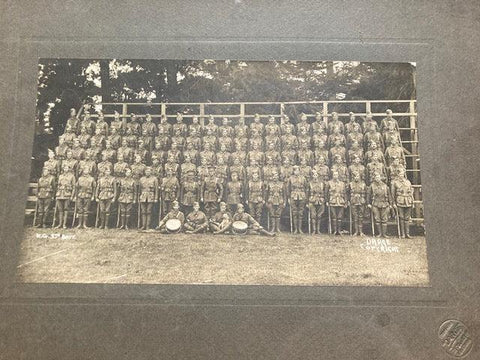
[166,218,182,233]
[232,220,248,234]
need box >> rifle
[327,205,332,234]
[308,206,311,235]
[395,206,401,238]
[95,202,100,228]
[137,184,141,229]
[33,199,39,227]
[116,203,121,228]
[349,204,352,236]
[370,207,375,236]
[289,201,293,233]
[52,202,57,228]
[71,200,77,227]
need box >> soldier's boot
[298,216,304,234]
[142,214,148,230]
[34,212,42,227]
[62,211,69,228]
[146,214,152,230]
[399,220,405,238]
[276,218,282,233]
[125,214,130,230]
[375,222,382,237]
[76,213,83,229]
[358,219,365,236]
[41,212,47,228]
[83,213,91,229]
[118,212,125,229]
[382,223,389,238]
[98,212,104,229]
[105,212,110,229]
[293,217,299,234]
[316,220,322,234]
[311,220,316,235]
[404,221,412,239]
[336,220,342,235]
[54,212,63,229]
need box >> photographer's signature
[360,238,399,253]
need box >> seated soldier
[209,202,232,235]
[184,202,209,234]
[156,200,185,233]
[232,203,275,236]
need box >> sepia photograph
[18,59,427,286]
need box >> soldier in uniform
[383,121,401,148]
[266,171,286,233]
[308,170,326,234]
[364,121,384,150]
[204,115,218,137]
[79,112,96,136]
[380,109,399,133]
[325,170,348,236]
[71,138,85,161]
[280,115,295,136]
[247,142,264,166]
[182,140,198,166]
[279,157,294,184]
[250,113,264,138]
[209,202,232,234]
[202,128,217,152]
[43,149,62,176]
[197,157,210,184]
[215,156,229,190]
[363,112,378,133]
[298,137,314,164]
[263,154,279,183]
[327,125,346,149]
[346,122,364,149]
[218,117,233,138]
[348,155,366,182]
[55,137,69,162]
[388,156,406,183]
[160,168,180,215]
[329,139,346,164]
[296,113,311,136]
[78,125,91,150]
[349,172,367,236]
[138,167,158,230]
[312,112,327,135]
[367,152,387,184]
[281,121,297,150]
[54,163,76,229]
[97,153,114,177]
[117,138,134,165]
[180,154,197,182]
[107,126,122,150]
[118,168,137,230]
[171,128,186,154]
[347,139,364,164]
[298,156,312,181]
[265,140,281,165]
[157,200,185,234]
[246,171,265,224]
[385,137,405,166]
[124,127,138,149]
[61,125,78,148]
[367,173,393,238]
[201,168,224,218]
[188,115,202,138]
[234,117,248,138]
[365,141,385,164]
[328,112,344,134]
[313,155,330,183]
[229,157,246,185]
[34,168,56,228]
[232,204,275,236]
[113,153,130,180]
[184,201,209,234]
[345,112,362,134]
[225,171,244,213]
[135,138,150,164]
[126,113,141,136]
[96,167,118,229]
[157,114,172,150]
[110,111,125,136]
[179,170,199,215]
[288,165,308,234]
[96,112,109,136]
[331,154,349,182]
[61,149,79,178]
[131,154,147,182]
[217,143,232,166]
[391,168,414,238]
[312,132,328,151]
[78,149,97,179]
[265,115,280,138]
[102,140,117,163]
[65,108,79,134]
[141,113,157,151]
[74,166,97,229]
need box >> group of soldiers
[34,106,415,238]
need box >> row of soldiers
[33,108,415,237]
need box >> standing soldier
[347,139,364,164]
[156,201,185,233]
[279,157,294,184]
[61,125,78,148]
[160,168,180,215]
[367,152,387,184]
[97,153,114,178]
[229,157,246,185]
[363,112,378,133]
[328,112,344,134]
[118,138,134,165]
[218,117,233,138]
[184,202,209,234]
[157,114,172,149]
[248,141,265,165]
[200,141,216,166]
[209,202,232,234]
[383,121,401,148]
[54,163,76,229]
[250,113,264,138]
[34,168,56,228]
[346,122,364,149]
[345,112,361,134]
[234,117,248,138]
[266,171,286,233]
[263,155,279,183]
[78,125,91,150]
[107,126,122,150]
[246,171,265,224]
[391,168,414,238]
[138,167,158,230]
[329,139,347,164]
[127,113,141,136]
[280,115,295,135]
[135,138,150,164]
[66,108,79,134]
[79,112,96,136]
[265,140,281,165]
[110,110,125,136]
[380,109,399,133]
[326,170,348,236]
[102,140,117,163]
[182,141,198,166]
[96,167,117,229]
[180,170,200,215]
[131,154,147,182]
[74,168,96,229]
[367,173,393,238]
[96,112,109,136]
[348,155,366,182]
[312,112,327,135]
[204,115,218,138]
[180,154,197,182]
[313,155,330,183]
[385,138,405,166]
[114,153,130,179]
[388,156,406,183]
[365,141,385,165]
[349,172,367,236]
[201,168,224,218]
[78,149,97,179]
[364,121,384,150]
[151,138,167,166]
[298,156,312,181]
[265,115,280,137]
[141,114,157,151]
[197,157,210,184]
[331,154,349,183]
[215,157,229,190]
[118,168,137,230]
[327,126,346,149]
[61,149,79,178]
[217,143,232,166]
[308,170,326,234]
[55,137,69,162]
[312,132,328,151]
[296,113,311,136]
[288,166,308,234]
[188,115,202,138]
[71,138,85,161]
[225,171,244,213]
[124,127,138,149]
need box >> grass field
[16,227,429,286]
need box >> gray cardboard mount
[0,1,479,359]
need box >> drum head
[232,220,248,234]
[166,218,182,233]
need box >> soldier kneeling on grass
[184,202,209,234]
[232,204,275,237]
[210,202,233,235]
[156,200,185,234]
